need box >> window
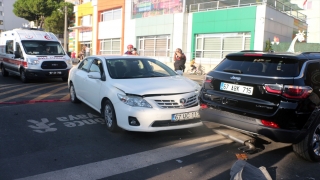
[78,58,92,71]
[195,33,251,59]
[0,11,3,16]
[80,15,92,26]
[100,38,120,55]
[0,2,2,6]
[0,20,3,25]
[6,40,13,54]
[215,57,300,77]
[101,8,122,22]
[138,35,170,57]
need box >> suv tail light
[261,120,279,128]
[264,84,312,99]
[204,75,213,83]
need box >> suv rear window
[215,56,300,77]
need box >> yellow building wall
[76,2,93,56]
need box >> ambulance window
[16,43,23,58]
[6,40,13,54]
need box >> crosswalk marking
[0,84,44,96]
[17,134,233,180]
[60,94,70,101]
[0,83,65,103]
[31,86,68,101]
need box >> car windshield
[215,56,301,77]
[106,58,177,79]
[21,40,66,55]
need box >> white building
[0,0,29,33]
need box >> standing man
[124,44,133,55]
[174,48,186,72]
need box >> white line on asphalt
[17,134,233,180]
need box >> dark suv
[199,51,320,162]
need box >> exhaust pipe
[212,127,258,154]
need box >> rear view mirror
[88,71,101,79]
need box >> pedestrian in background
[124,44,133,55]
[174,48,186,72]
[132,48,139,55]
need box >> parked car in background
[68,55,202,132]
[200,51,320,162]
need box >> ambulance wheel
[20,69,28,83]
[1,65,9,77]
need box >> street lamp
[64,5,68,52]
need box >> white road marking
[17,134,232,180]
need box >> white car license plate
[220,82,253,95]
[171,111,200,121]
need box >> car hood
[112,76,200,95]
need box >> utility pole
[64,5,68,52]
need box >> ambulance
[0,28,72,83]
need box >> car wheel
[70,84,80,103]
[102,99,119,132]
[293,121,320,162]
[1,65,9,77]
[20,69,28,83]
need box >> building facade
[0,0,29,33]
[70,0,309,70]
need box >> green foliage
[265,39,273,52]
[13,0,74,34]
[272,42,320,53]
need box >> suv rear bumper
[199,107,307,143]
[25,69,70,79]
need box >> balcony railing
[189,0,306,22]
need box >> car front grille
[151,119,201,127]
[41,61,67,69]
[154,95,198,109]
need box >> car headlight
[27,58,40,65]
[117,94,152,108]
[66,59,72,66]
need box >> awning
[68,25,92,32]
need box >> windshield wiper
[223,69,242,74]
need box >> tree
[44,2,75,34]
[13,0,73,33]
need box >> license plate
[48,71,62,75]
[171,111,200,121]
[220,82,253,95]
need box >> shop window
[138,35,170,57]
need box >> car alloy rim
[312,124,320,156]
[70,86,75,101]
[104,104,113,127]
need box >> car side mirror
[88,72,101,79]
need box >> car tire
[102,99,119,132]
[20,69,28,83]
[1,65,9,77]
[70,84,80,103]
[293,119,320,162]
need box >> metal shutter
[102,40,111,50]
[204,37,221,50]
[144,39,154,56]
[223,37,242,50]
[112,39,120,50]
[203,51,220,58]
[196,38,202,50]
[244,37,251,50]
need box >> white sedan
[68,55,202,132]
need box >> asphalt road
[1,70,320,180]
